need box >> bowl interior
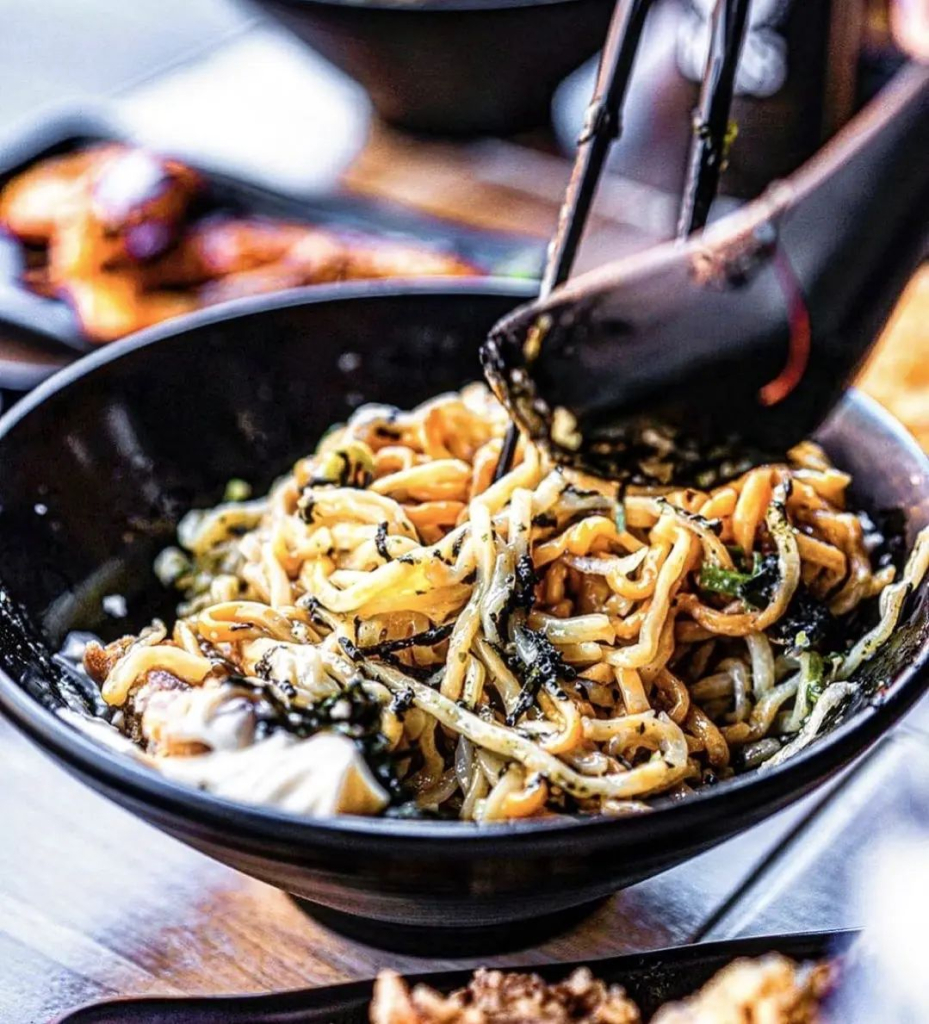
[0,282,928,837]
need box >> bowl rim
[257,0,609,16]
[1,279,928,855]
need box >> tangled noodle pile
[81,384,929,820]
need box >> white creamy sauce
[156,732,389,816]
[61,704,388,817]
[141,685,256,753]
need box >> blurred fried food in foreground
[859,265,929,451]
[370,955,834,1024]
[0,144,477,343]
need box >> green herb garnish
[223,478,252,502]
[698,563,752,598]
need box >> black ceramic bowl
[0,281,927,949]
[253,0,614,135]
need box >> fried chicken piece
[197,263,317,305]
[5,143,478,343]
[47,150,202,285]
[123,668,194,748]
[197,229,475,306]
[371,969,641,1024]
[87,148,201,259]
[60,274,198,343]
[195,228,347,304]
[83,635,135,685]
[342,238,475,280]
[135,217,321,289]
[34,148,203,341]
[649,955,833,1024]
[0,144,124,243]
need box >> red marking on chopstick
[759,250,811,407]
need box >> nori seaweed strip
[359,622,454,657]
[657,496,723,536]
[738,552,780,607]
[766,587,839,652]
[245,676,403,798]
[494,553,539,640]
[388,686,415,717]
[375,521,393,562]
[374,649,438,682]
[338,637,364,663]
[513,554,538,612]
[507,626,576,726]
[298,493,316,524]
[868,507,907,571]
[297,595,340,631]
[562,484,607,500]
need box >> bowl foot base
[292,897,607,956]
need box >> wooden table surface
[2,11,929,1023]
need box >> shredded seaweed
[244,676,403,797]
[358,623,453,658]
[375,522,393,563]
[508,626,576,726]
[740,553,781,608]
[767,587,838,652]
[338,636,364,663]
[512,553,538,613]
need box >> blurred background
[0,0,925,422]
[0,0,917,222]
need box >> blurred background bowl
[252,0,615,135]
[0,282,928,950]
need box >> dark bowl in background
[0,281,927,950]
[252,0,614,135]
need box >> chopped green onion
[698,564,752,598]
[223,478,252,502]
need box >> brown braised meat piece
[371,969,641,1024]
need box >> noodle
[79,384,929,820]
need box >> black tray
[53,930,852,1023]
[0,107,542,383]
